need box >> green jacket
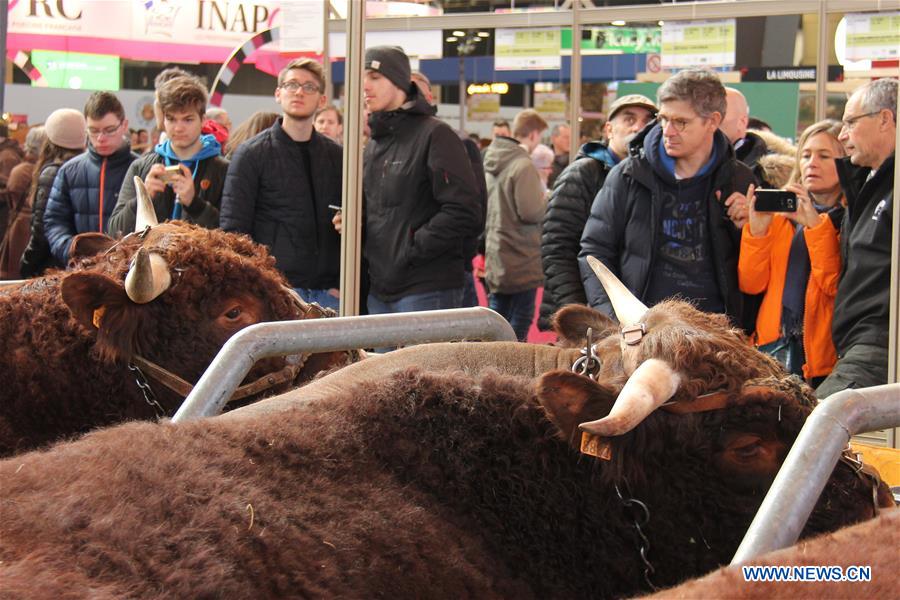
[483,136,547,294]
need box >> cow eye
[732,440,763,459]
[224,307,242,320]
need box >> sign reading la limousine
[7,0,312,63]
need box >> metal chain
[615,480,660,592]
[127,362,167,418]
[571,327,602,380]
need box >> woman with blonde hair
[739,120,845,385]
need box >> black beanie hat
[364,46,411,92]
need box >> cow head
[567,256,784,437]
[535,259,888,551]
[58,178,341,408]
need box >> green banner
[561,26,661,55]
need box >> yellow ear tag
[92,306,106,329]
[580,431,612,461]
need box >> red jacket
[739,213,841,379]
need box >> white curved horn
[586,255,648,326]
[578,358,680,437]
[134,176,158,232]
[125,247,171,304]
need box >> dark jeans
[294,287,340,312]
[461,271,479,308]
[489,289,536,342]
[366,287,465,353]
[815,343,888,400]
[366,287,464,315]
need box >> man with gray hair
[547,123,571,189]
[579,69,755,328]
[817,78,897,398]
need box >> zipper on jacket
[98,158,107,233]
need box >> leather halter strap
[131,354,306,405]
[659,385,772,415]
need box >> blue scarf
[154,134,221,219]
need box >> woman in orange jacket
[739,120,845,386]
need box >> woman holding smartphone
[738,120,846,385]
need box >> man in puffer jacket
[108,76,226,236]
[538,94,656,330]
[362,46,481,315]
[579,70,757,328]
[43,92,137,267]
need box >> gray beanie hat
[364,46,411,92]
[45,108,86,150]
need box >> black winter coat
[538,142,618,330]
[364,88,481,301]
[107,152,227,237]
[19,162,63,278]
[579,124,756,330]
[220,122,342,290]
[833,155,894,354]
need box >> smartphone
[327,204,342,212]
[754,189,797,212]
[160,165,181,185]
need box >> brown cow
[647,508,898,599]
[0,178,353,456]
[0,259,890,597]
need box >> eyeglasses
[87,122,123,139]
[841,111,879,131]
[279,81,322,94]
[657,114,701,133]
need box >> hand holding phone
[160,165,182,185]
[753,189,797,212]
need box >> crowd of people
[0,45,895,398]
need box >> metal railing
[731,383,900,564]
[172,307,516,423]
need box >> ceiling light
[453,30,465,37]
[611,20,626,27]
[658,20,665,26]
[477,31,490,37]
[446,36,458,42]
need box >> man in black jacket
[538,94,656,330]
[362,46,481,315]
[816,78,897,399]
[579,70,755,327]
[220,59,342,311]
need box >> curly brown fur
[646,508,899,599]
[0,223,352,456]
[625,300,786,403]
[0,368,883,599]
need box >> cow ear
[537,370,617,448]
[69,232,117,260]
[551,305,617,348]
[61,272,139,363]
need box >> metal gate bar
[172,307,516,422]
[731,383,900,564]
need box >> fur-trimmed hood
[750,129,797,188]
